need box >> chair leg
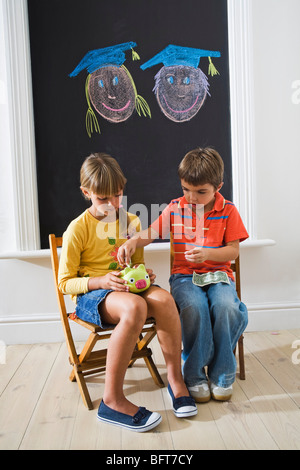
[73,367,93,410]
[144,355,165,388]
[129,330,165,388]
[69,332,100,382]
[238,335,246,380]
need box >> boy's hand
[117,239,137,266]
[185,247,210,263]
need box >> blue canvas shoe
[168,384,198,418]
[97,400,162,432]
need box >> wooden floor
[1,329,300,450]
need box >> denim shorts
[75,284,160,328]
[75,288,114,328]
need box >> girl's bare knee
[147,288,178,320]
[121,295,147,329]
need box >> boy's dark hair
[178,147,224,189]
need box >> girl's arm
[59,237,129,294]
[87,272,129,292]
[58,232,89,295]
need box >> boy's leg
[169,275,214,387]
[141,286,188,397]
[100,292,148,416]
[206,281,248,387]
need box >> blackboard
[27,0,232,249]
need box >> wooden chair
[170,247,245,380]
[49,234,164,410]
[231,256,246,380]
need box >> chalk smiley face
[155,65,208,122]
[69,42,151,135]
[140,45,220,123]
[88,66,136,123]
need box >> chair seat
[68,312,155,333]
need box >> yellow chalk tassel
[208,57,220,77]
[131,47,140,61]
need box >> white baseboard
[0,314,89,345]
[246,301,300,332]
[1,302,300,344]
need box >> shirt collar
[178,192,225,212]
[213,191,226,212]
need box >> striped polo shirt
[151,192,248,279]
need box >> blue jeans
[169,274,248,388]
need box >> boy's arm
[118,201,173,265]
[185,203,248,264]
[117,227,158,266]
[184,240,239,264]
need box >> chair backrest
[49,235,66,315]
[231,256,241,300]
[49,234,78,360]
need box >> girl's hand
[89,271,129,292]
[146,268,156,285]
[117,239,137,266]
[132,265,156,285]
[184,247,210,264]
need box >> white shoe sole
[188,385,211,403]
[211,384,233,401]
[168,389,198,418]
[211,392,232,401]
[97,412,162,432]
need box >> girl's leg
[206,281,248,387]
[141,286,186,397]
[100,291,148,415]
[142,286,193,397]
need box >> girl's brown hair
[178,147,224,189]
[80,152,127,196]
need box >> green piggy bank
[119,264,151,293]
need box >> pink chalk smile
[162,94,199,113]
[101,100,131,112]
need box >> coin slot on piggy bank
[119,264,151,293]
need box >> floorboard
[0,330,299,450]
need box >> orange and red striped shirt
[150,192,248,279]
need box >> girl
[58,152,197,432]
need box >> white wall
[242,0,300,326]
[0,0,299,344]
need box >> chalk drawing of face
[88,66,136,123]
[153,65,209,122]
[141,45,221,123]
[69,42,151,137]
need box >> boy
[118,147,248,402]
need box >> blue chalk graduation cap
[69,41,140,77]
[140,44,221,76]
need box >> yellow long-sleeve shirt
[58,209,144,303]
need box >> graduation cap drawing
[140,44,221,123]
[69,42,151,137]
